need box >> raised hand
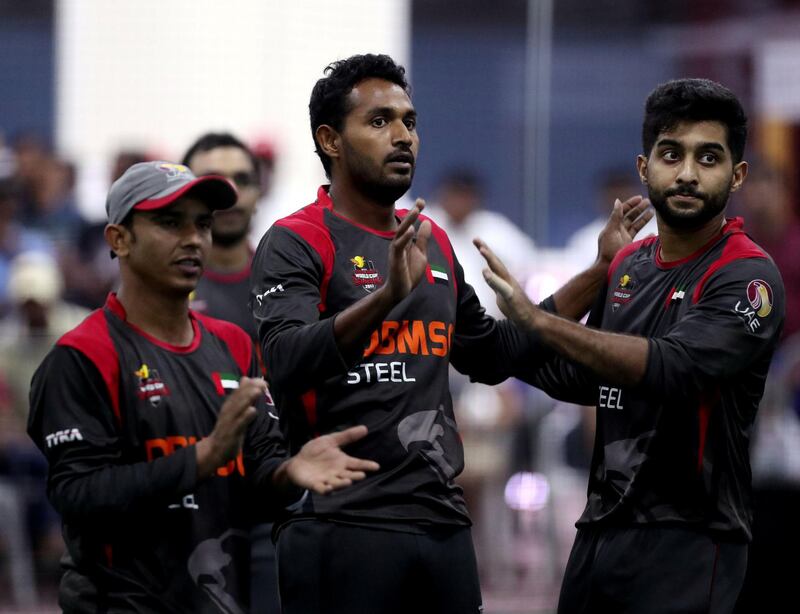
[286,425,380,494]
[196,377,266,479]
[596,195,654,265]
[384,199,432,303]
[473,237,538,329]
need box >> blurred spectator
[425,169,534,586]
[10,135,84,248]
[182,133,263,340]
[0,180,53,317]
[58,149,148,309]
[0,251,89,597]
[565,167,657,268]
[738,160,800,339]
[426,169,537,316]
[110,150,150,183]
[0,132,15,179]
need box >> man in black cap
[27,161,379,613]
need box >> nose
[676,158,699,185]
[181,221,206,248]
[391,120,413,147]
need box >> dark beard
[361,175,413,206]
[212,225,250,247]
[344,140,414,205]
[648,182,730,230]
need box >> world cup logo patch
[351,256,384,293]
[134,363,170,407]
[747,279,773,318]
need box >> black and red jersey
[522,218,785,541]
[251,186,542,530]
[27,293,288,613]
[190,256,257,341]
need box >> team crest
[611,273,636,311]
[135,364,170,407]
[351,256,384,293]
[157,163,192,181]
[747,279,773,317]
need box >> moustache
[664,186,707,201]
[385,150,415,165]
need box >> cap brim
[133,175,238,212]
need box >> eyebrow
[366,105,417,119]
[656,138,726,153]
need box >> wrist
[590,256,611,278]
[375,283,402,309]
[195,437,221,480]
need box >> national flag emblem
[212,372,240,395]
[427,263,449,286]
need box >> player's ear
[105,222,132,259]
[315,125,341,161]
[730,160,748,193]
[636,155,648,184]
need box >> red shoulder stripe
[275,200,335,313]
[691,232,768,303]
[607,236,658,285]
[57,310,122,426]
[195,313,253,375]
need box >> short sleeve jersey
[27,293,286,613]
[531,218,785,541]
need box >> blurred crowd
[0,130,798,611]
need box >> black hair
[642,78,748,163]
[309,54,410,178]
[181,132,260,177]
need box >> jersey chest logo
[134,363,170,407]
[611,273,637,312]
[350,255,384,293]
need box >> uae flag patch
[212,372,239,395]
[427,263,449,286]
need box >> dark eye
[404,117,416,130]
[156,216,179,228]
[662,150,679,162]
[232,172,258,189]
[371,117,387,128]
[198,217,214,231]
[699,153,717,165]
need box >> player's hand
[474,238,539,329]
[285,425,380,495]
[196,377,266,479]
[596,195,654,266]
[383,199,432,303]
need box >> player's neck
[657,213,726,263]
[208,241,251,273]
[328,181,397,232]
[116,283,194,346]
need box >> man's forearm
[528,309,648,386]
[332,285,398,358]
[551,261,607,320]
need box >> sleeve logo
[45,428,83,448]
[747,279,773,317]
